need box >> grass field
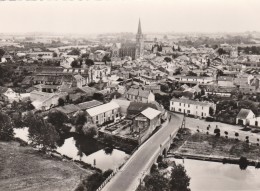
[175,133,260,161]
[0,141,93,191]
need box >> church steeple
[137,18,142,35]
[135,18,144,59]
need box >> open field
[0,141,92,191]
[174,133,260,161]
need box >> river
[175,159,260,191]
[14,128,129,171]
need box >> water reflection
[14,128,129,171]
[175,159,260,191]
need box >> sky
[0,0,260,34]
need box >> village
[2,11,260,191]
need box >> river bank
[0,141,95,191]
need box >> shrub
[157,155,163,163]
[239,156,248,170]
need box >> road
[102,113,182,191]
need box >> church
[111,19,144,60]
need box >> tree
[102,54,111,64]
[85,59,94,66]
[48,110,68,132]
[245,136,249,143]
[224,131,228,138]
[58,98,65,106]
[187,70,197,76]
[74,111,87,126]
[217,48,227,55]
[239,156,248,170]
[144,172,169,191]
[82,122,98,138]
[235,132,239,140]
[93,92,104,102]
[0,49,5,58]
[68,49,80,56]
[71,60,80,68]
[170,164,190,191]
[214,127,220,137]
[53,52,58,57]
[83,172,104,191]
[23,112,60,151]
[0,112,14,141]
[164,57,172,63]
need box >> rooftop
[77,100,103,110]
[237,109,254,119]
[86,101,120,117]
[141,107,161,120]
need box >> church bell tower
[135,18,144,59]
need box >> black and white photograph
[1,0,260,190]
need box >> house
[170,98,216,118]
[133,107,161,143]
[133,107,161,132]
[127,101,162,119]
[125,87,155,103]
[86,101,120,125]
[60,57,74,68]
[30,90,67,110]
[249,116,260,128]
[236,109,255,126]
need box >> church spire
[137,18,142,34]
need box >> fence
[96,168,119,191]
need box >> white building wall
[170,101,212,118]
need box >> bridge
[101,113,183,191]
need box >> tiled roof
[77,100,102,110]
[55,104,81,114]
[237,109,254,119]
[126,88,151,98]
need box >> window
[188,104,190,108]
[112,110,114,114]
[179,108,181,112]
[202,106,204,109]
[201,112,203,116]
[184,104,185,107]
[96,116,98,120]
[179,103,181,106]
[187,110,190,114]
[196,106,198,109]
